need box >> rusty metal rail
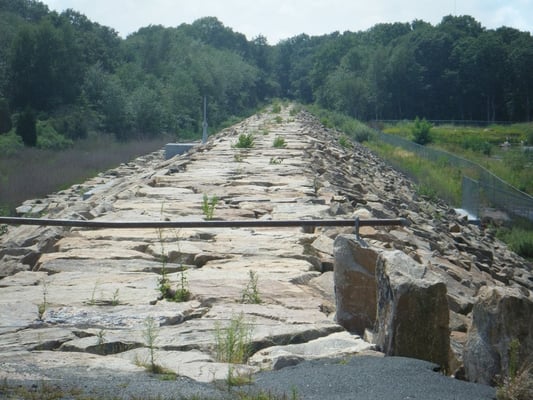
[0,217,407,238]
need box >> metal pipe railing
[0,217,407,238]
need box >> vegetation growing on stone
[202,194,219,220]
[241,271,262,304]
[214,313,253,364]
[234,133,255,149]
[272,136,286,148]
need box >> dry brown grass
[497,364,533,400]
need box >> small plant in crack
[156,227,191,303]
[338,134,353,149]
[139,317,175,376]
[96,329,106,347]
[111,289,120,306]
[233,133,255,149]
[273,136,286,148]
[225,366,254,389]
[313,176,322,195]
[241,270,261,304]
[173,268,191,302]
[87,281,100,306]
[143,316,161,373]
[214,313,254,364]
[202,193,219,220]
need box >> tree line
[1,0,533,147]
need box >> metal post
[202,96,208,144]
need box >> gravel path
[2,356,496,399]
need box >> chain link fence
[373,131,533,222]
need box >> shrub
[0,131,23,156]
[51,109,90,140]
[411,117,432,145]
[527,130,533,146]
[338,134,353,149]
[37,120,73,150]
[272,103,282,114]
[497,227,533,259]
[234,133,255,149]
[0,98,12,134]
[352,125,373,143]
[16,108,37,147]
[503,151,528,172]
[461,136,492,155]
[273,136,286,148]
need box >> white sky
[41,0,533,44]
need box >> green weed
[142,316,160,373]
[96,329,106,347]
[174,269,191,302]
[37,279,48,321]
[411,117,433,145]
[110,289,120,306]
[496,224,533,260]
[234,133,255,149]
[241,271,261,304]
[202,194,219,220]
[497,339,533,400]
[338,134,353,149]
[273,136,286,148]
[156,228,192,301]
[215,313,254,364]
[86,281,100,306]
[226,366,254,388]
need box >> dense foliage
[1,0,533,146]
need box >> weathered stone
[1,105,532,386]
[463,286,533,385]
[0,255,30,279]
[249,331,375,370]
[333,235,381,334]
[374,250,450,370]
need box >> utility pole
[202,96,208,144]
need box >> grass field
[381,122,533,195]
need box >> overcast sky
[41,0,533,44]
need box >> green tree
[506,32,533,121]
[130,84,164,137]
[16,107,36,146]
[411,117,432,145]
[0,98,12,134]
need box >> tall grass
[382,122,533,195]
[0,135,168,215]
[215,313,254,364]
[366,141,462,205]
[305,105,374,143]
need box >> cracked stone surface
[1,104,531,384]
